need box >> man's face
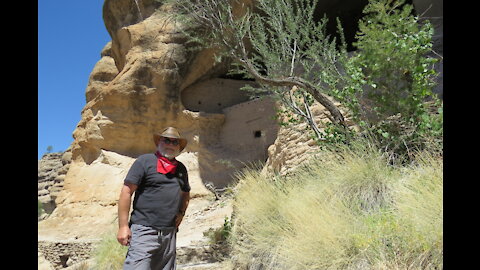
[157,137,181,158]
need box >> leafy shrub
[340,0,442,158]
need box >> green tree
[46,145,53,154]
[173,0,348,137]
[173,0,442,157]
[341,0,442,157]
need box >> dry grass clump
[391,152,443,268]
[91,227,128,270]
[229,141,442,270]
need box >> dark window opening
[254,131,262,138]
[60,255,70,268]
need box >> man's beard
[157,145,180,159]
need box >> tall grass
[229,141,442,269]
[91,227,128,270]
[392,152,443,268]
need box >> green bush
[340,0,442,157]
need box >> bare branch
[303,92,324,140]
[237,54,345,126]
[290,39,297,77]
[177,0,346,129]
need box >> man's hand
[117,183,137,246]
[117,226,132,246]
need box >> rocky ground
[39,192,234,270]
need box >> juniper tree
[171,0,442,156]
[172,0,349,140]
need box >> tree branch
[302,92,324,139]
[237,53,345,126]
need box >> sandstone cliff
[38,0,442,268]
[39,0,278,245]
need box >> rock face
[38,150,136,240]
[39,0,278,243]
[69,0,277,170]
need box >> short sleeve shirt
[124,153,190,230]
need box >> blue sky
[38,1,111,159]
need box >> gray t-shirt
[124,153,190,230]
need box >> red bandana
[155,151,178,174]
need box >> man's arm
[117,183,137,246]
[175,191,190,228]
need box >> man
[117,127,191,270]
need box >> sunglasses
[161,137,180,146]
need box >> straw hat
[153,127,188,152]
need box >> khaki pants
[123,224,177,270]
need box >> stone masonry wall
[38,240,98,269]
[38,151,72,218]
